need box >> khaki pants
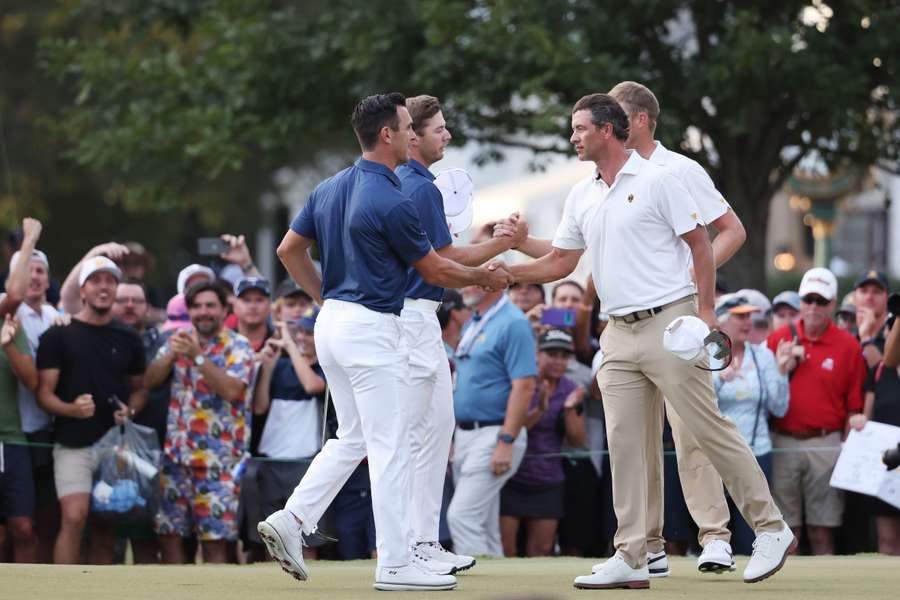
[598,300,783,569]
[645,393,732,551]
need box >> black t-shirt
[37,319,145,448]
[865,364,900,427]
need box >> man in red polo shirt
[767,267,866,555]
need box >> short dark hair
[572,93,629,141]
[552,280,584,301]
[185,280,227,308]
[406,95,442,135]
[351,93,407,151]
[118,277,148,299]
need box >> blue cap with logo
[234,276,271,298]
[295,306,320,331]
[854,269,889,291]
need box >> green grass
[1,555,896,599]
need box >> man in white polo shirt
[508,93,793,590]
[608,81,743,575]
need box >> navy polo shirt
[291,158,433,315]
[453,299,538,422]
[397,159,454,302]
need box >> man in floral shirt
[145,280,254,564]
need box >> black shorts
[500,480,564,520]
[0,442,35,519]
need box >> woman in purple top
[500,329,586,556]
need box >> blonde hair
[608,81,660,133]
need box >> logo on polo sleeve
[691,212,699,221]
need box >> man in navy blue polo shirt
[259,93,511,592]
[396,95,528,574]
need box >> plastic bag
[90,421,162,525]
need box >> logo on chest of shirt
[821,357,835,371]
[627,193,634,203]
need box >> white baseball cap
[798,267,838,301]
[10,249,49,270]
[177,264,216,295]
[663,315,711,361]
[78,256,122,287]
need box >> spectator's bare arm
[172,330,246,402]
[562,387,587,448]
[144,347,176,389]
[1,315,37,391]
[490,376,536,475]
[220,234,261,278]
[126,374,148,417]
[0,217,42,316]
[59,242,130,314]
[37,368,93,418]
[253,338,282,415]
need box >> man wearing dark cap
[273,279,314,323]
[437,290,470,355]
[853,269,890,368]
[233,277,273,352]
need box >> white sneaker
[647,550,670,578]
[374,563,457,591]
[414,541,476,573]
[257,509,308,582]
[592,550,667,577]
[411,544,457,576]
[698,539,736,573]
[743,523,797,583]
[575,553,650,590]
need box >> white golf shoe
[414,541,476,573]
[411,544,457,576]
[575,552,650,590]
[257,509,308,582]
[592,550,668,578]
[744,523,797,583]
[698,539,736,573]
[374,563,458,591]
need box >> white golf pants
[401,299,455,545]
[284,299,412,568]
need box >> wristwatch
[497,432,516,444]
[194,354,206,367]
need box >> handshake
[478,260,515,292]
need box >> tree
[38,0,900,288]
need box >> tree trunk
[715,164,772,292]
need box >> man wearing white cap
[176,264,217,296]
[767,268,866,555]
[36,256,148,564]
[508,93,792,589]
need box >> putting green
[1,555,895,599]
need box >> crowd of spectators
[0,215,898,565]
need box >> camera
[884,443,900,471]
[887,293,900,331]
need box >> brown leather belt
[774,427,841,440]
[610,295,695,324]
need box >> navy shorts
[0,442,36,519]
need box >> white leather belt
[403,298,441,312]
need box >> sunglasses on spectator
[801,294,830,306]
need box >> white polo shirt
[552,151,704,316]
[649,141,730,224]
[15,300,59,433]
